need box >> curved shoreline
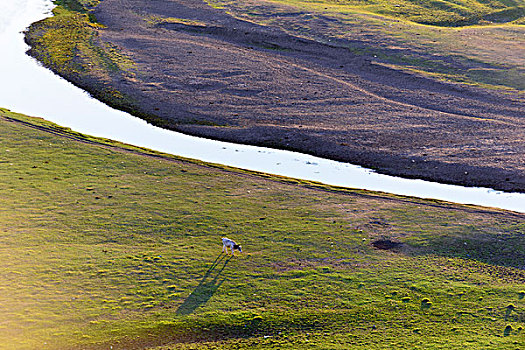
[1,0,525,213]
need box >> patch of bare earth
[55,0,524,191]
[372,239,402,250]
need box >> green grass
[258,0,525,27]
[0,108,524,349]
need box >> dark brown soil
[372,239,402,250]
[38,0,525,192]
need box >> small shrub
[249,315,264,329]
[420,298,432,309]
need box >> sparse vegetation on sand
[1,108,524,349]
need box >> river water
[0,0,524,213]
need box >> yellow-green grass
[145,15,208,27]
[252,0,525,27]
[0,107,524,349]
[24,0,137,107]
[26,0,129,74]
[54,0,101,13]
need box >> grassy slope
[207,0,524,90]
[0,108,524,349]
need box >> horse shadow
[176,253,232,315]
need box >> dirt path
[50,0,525,191]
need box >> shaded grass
[0,108,524,349]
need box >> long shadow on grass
[176,253,232,315]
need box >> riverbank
[1,109,524,349]
[24,0,525,192]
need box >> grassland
[11,1,525,347]
[1,108,524,349]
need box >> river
[0,0,524,213]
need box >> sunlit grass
[0,109,523,349]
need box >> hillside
[1,109,524,349]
